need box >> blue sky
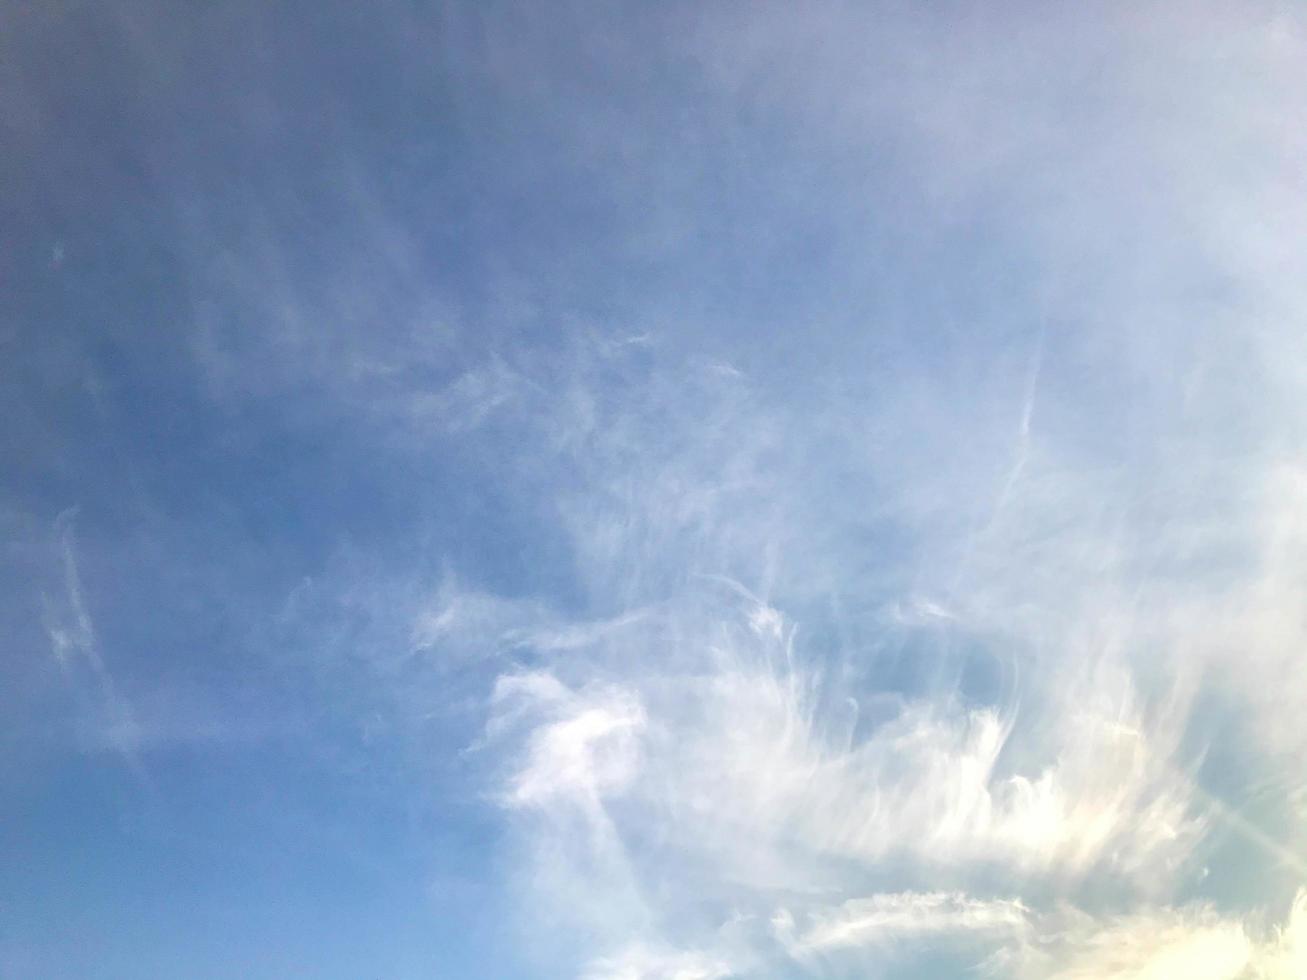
[4,1,1307,977]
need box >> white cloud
[489,672,645,811]
[1013,889,1307,980]
[42,509,144,771]
[778,891,1030,955]
[409,576,550,661]
[481,593,1227,974]
[582,943,734,980]
[772,888,1307,979]
[618,603,1204,885]
[405,356,524,433]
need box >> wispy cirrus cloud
[8,0,1307,976]
[41,509,143,769]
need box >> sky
[4,1,1307,977]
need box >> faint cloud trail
[992,327,1045,525]
[1195,782,1307,882]
[44,508,150,784]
